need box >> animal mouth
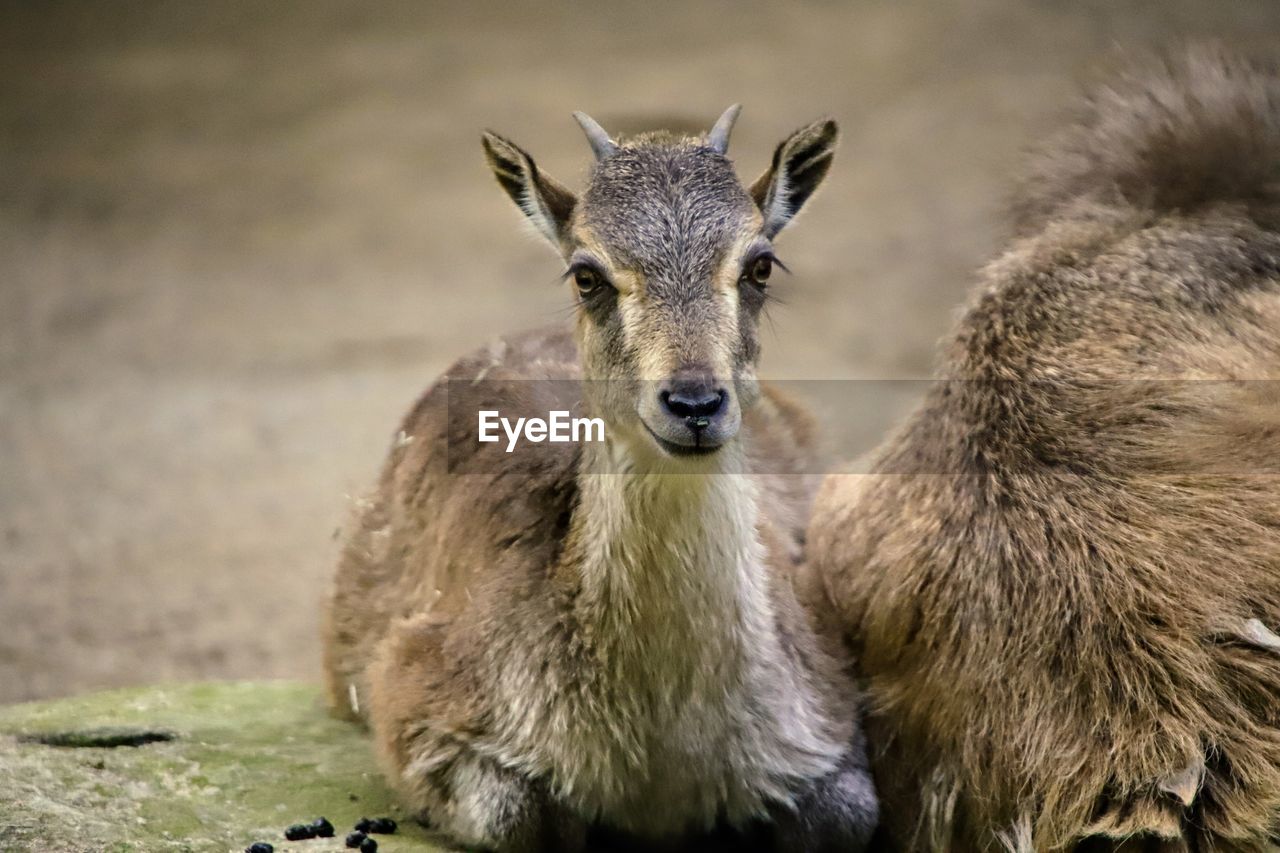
[641,421,722,457]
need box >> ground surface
[4,2,1280,703]
[0,681,439,852]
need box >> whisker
[762,300,781,342]
[544,299,579,323]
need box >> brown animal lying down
[810,48,1280,852]
[322,107,878,851]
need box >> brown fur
[324,328,865,849]
[323,113,877,851]
[810,48,1280,851]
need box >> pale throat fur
[474,433,844,833]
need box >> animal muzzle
[642,369,741,456]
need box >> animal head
[482,106,838,459]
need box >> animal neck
[566,434,774,670]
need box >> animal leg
[367,614,587,852]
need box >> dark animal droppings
[284,823,315,840]
[368,817,397,834]
[345,831,367,848]
[354,818,372,833]
[311,817,335,837]
[360,838,378,853]
[245,844,274,853]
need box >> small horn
[572,111,617,161]
[707,103,742,154]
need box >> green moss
[0,682,443,852]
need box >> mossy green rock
[0,682,443,852]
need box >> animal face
[482,107,838,460]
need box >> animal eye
[573,266,603,296]
[745,255,773,287]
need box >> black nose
[659,379,727,429]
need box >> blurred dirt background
[3,1,1280,703]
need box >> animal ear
[750,118,839,237]
[481,131,577,248]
